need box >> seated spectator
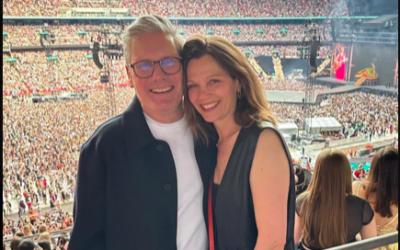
[10,236,23,250]
[294,148,378,250]
[37,232,51,242]
[38,225,47,234]
[353,146,398,250]
[37,240,51,250]
[57,235,68,249]
[22,225,31,237]
[17,239,38,250]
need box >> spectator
[37,232,51,242]
[37,241,51,250]
[10,236,23,250]
[38,225,47,234]
[294,148,378,249]
[17,239,37,250]
[353,146,398,250]
[22,225,31,237]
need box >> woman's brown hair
[298,148,352,248]
[182,35,276,145]
[364,146,398,217]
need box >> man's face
[126,32,183,123]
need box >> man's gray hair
[122,15,184,65]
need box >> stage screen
[255,56,329,79]
[351,45,398,86]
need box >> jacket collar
[121,96,156,154]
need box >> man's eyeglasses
[128,57,182,79]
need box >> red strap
[208,178,215,250]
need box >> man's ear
[125,65,130,78]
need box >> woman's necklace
[216,127,241,148]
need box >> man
[68,15,217,250]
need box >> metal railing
[325,232,398,250]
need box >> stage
[313,77,355,85]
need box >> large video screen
[351,45,398,86]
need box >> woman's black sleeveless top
[207,122,296,250]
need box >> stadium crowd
[3,211,74,240]
[3,88,397,248]
[3,22,332,47]
[3,0,347,17]
[3,46,333,96]
[260,79,331,92]
[3,88,136,245]
[271,91,398,137]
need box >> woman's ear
[235,79,241,92]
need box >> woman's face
[186,55,240,124]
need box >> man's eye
[162,58,176,67]
[136,61,153,71]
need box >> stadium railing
[325,232,398,250]
[4,229,397,249]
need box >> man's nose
[151,63,167,78]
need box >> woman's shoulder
[347,194,371,207]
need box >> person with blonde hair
[295,148,378,250]
[37,231,51,242]
[182,34,295,250]
[353,146,398,250]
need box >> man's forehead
[129,33,178,62]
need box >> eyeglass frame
[127,57,183,79]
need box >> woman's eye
[210,79,219,84]
[187,84,197,90]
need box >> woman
[182,35,295,250]
[295,148,377,250]
[353,146,398,250]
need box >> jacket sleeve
[68,141,107,250]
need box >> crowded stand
[260,79,331,92]
[3,87,136,209]
[3,44,332,96]
[3,211,74,240]
[271,92,398,136]
[3,0,347,17]
[3,22,332,47]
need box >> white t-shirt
[144,114,207,250]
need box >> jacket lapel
[121,96,155,156]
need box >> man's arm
[68,142,107,250]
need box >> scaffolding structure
[89,23,124,117]
[300,22,321,132]
[40,22,59,97]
